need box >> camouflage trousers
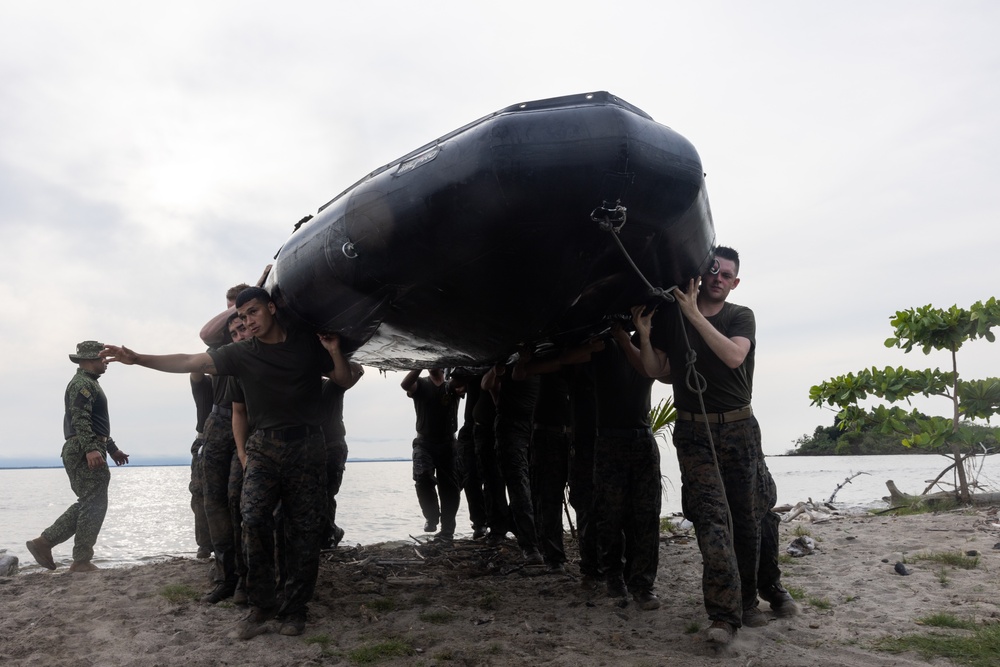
[495,421,539,551]
[242,428,326,616]
[188,437,212,554]
[42,437,111,563]
[530,426,571,565]
[457,427,487,531]
[475,423,509,533]
[593,429,661,591]
[411,436,461,534]
[674,416,767,628]
[325,437,347,542]
[202,412,243,583]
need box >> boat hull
[266,91,715,369]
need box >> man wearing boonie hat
[25,341,130,573]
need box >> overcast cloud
[2,1,998,466]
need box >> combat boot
[69,561,99,573]
[26,536,57,570]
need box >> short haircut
[225,283,252,302]
[226,311,242,328]
[235,286,272,309]
[713,246,740,275]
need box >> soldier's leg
[475,426,509,535]
[190,438,212,557]
[531,430,570,566]
[497,424,539,552]
[435,439,461,537]
[411,438,440,529]
[458,430,487,532]
[65,446,111,564]
[624,434,662,593]
[241,432,282,610]
[201,415,237,585]
[593,435,627,588]
[674,420,742,628]
[278,433,327,619]
[716,420,763,614]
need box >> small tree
[809,298,1000,503]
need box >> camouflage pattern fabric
[42,438,111,562]
[592,430,661,591]
[241,429,326,616]
[530,428,570,565]
[475,423,509,534]
[673,416,766,628]
[411,436,460,534]
[325,436,348,541]
[494,420,539,551]
[201,411,239,582]
[189,436,212,553]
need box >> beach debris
[781,500,836,524]
[826,471,871,504]
[786,536,817,557]
[0,551,18,576]
[885,479,1000,509]
[894,562,911,576]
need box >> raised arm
[401,369,422,395]
[318,334,365,389]
[631,305,671,378]
[674,279,750,369]
[101,345,217,375]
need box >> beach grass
[876,620,1000,667]
[158,583,200,604]
[910,551,980,569]
[347,638,414,664]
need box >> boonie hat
[69,340,104,363]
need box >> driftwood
[885,480,1000,507]
[827,471,871,504]
[781,500,836,523]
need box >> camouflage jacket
[62,369,118,455]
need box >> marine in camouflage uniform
[189,372,214,559]
[635,246,796,644]
[26,341,129,572]
[102,287,362,639]
[589,332,661,608]
[401,369,461,539]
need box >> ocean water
[2,453,997,572]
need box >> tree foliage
[809,298,1000,501]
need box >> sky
[2,1,999,466]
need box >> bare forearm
[135,352,216,374]
[687,313,749,369]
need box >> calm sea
[2,453,997,571]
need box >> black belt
[533,424,573,435]
[597,427,653,438]
[212,405,233,418]
[676,406,753,424]
[259,425,323,441]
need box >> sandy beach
[2,507,999,666]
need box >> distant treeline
[787,417,1000,456]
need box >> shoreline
[4,509,1000,666]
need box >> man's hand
[110,450,130,466]
[100,345,137,365]
[674,278,701,319]
[86,450,105,469]
[630,305,655,338]
[318,333,341,354]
